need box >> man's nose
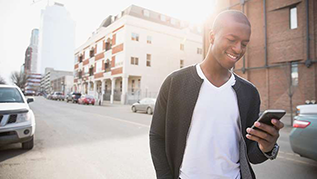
[232,43,242,54]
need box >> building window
[79,71,82,79]
[131,33,139,41]
[146,54,151,67]
[197,48,202,54]
[147,36,152,44]
[105,59,111,72]
[105,41,112,51]
[120,81,122,92]
[79,55,83,63]
[131,57,139,65]
[180,60,184,68]
[89,66,93,76]
[160,15,166,22]
[290,7,298,29]
[291,63,298,86]
[89,48,95,58]
[143,10,150,17]
[180,44,184,51]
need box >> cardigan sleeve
[149,76,173,179]
[246,89,268,164]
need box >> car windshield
[0,87,24,103]
[85,95,93,99]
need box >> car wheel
[147,107,153,115]
[22,136,34,150]
[132,106,137,112]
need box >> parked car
[65,92,81,103]
[57,93,65,101]
[78,95,95,105]
[131,98,156,115]
[289,104,317,161]
[0,84,36,150]
[51,92,63,100]
[46,93,52,100]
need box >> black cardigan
[149,65,268,179]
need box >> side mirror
[27,98,34,103]
[137,100,140,103]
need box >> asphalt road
[0,97,317,179]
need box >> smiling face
[209,15,251,70]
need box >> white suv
[0,85,36,150]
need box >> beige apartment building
[73,5,203,104]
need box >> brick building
[204,0,317,114]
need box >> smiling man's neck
[200,57,232,87]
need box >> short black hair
[212,10,251,33]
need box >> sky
[0,0,216,84]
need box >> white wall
[65,75,74,94]
[123,15,203,96]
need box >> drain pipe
[305,0,312,67]
[241,0,246,73]
[264,0,268,67]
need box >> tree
[10,71,27,89]
[0,75,6,84]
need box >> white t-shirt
[179,64,241,179]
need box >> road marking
[92,112,151,129]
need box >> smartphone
[251,109,286,131]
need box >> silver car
[289,104,317,161]
[131,98,156,115]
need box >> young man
[149,10,284,179]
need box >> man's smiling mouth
[226,52,239,61]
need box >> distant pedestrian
[150,10,284,179]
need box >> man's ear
[209,30,215,45]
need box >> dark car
[66,92,81,103]
[78,95,95,105]
[289,104,317,161]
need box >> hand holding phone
[251,109,286,131]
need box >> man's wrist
[262,144,279,160]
